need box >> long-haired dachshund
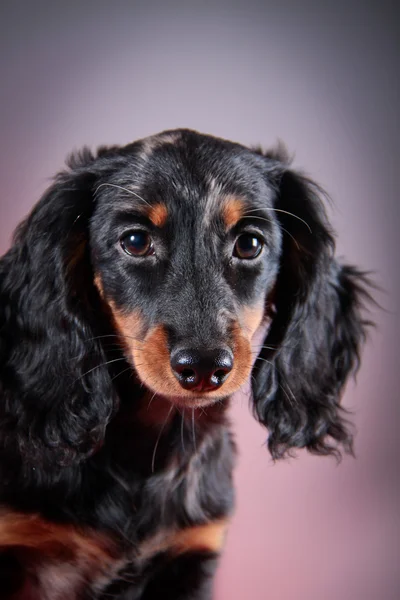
[0,129,371,599]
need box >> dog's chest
[94,433,236,593]
[0,428,235,598]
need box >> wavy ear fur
[0,149,121,468]
[252,156,372,459]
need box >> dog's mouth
[126,324,253,407]
[105,302,267,408]
[158,393,226,409]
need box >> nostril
[170,349,200,390]
[210,363,232,388]
[181,368,196,379]
[213,369,229,381]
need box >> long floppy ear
[252,152,372,459]
[0,149,119,468]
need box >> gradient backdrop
[0,1,399,598]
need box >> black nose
[170,348,234,392]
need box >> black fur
[0,129,372,599]
[251,162,371,458]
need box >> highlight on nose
[170,348,234,392]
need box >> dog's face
[91,131,281,407]
[0,128,369,465]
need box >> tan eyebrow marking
[221,196,245,230]
[148,202,168,228]
[105,196,168,228]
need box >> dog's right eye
[233,233,263,259]
[120,231,154,257]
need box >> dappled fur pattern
[0,129,371,599]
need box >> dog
[0,129,371,599]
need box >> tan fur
[95,287,265,409]
[114,198,169,227]
[94,272,105,298]
[221,196,245,229]
[131,324,183,398]
[169,519,228,555]
[138,519,229,560]
[148,202,168,227]
[241,304,265,339]
[0,510,118,599]
[113,319,255,407]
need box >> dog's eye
[120,231,154,257]
[233,234,263,259]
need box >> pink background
[0,1,399,598]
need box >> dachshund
[0,129,371,599]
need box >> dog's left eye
[233,234,263,259]
[120,231,154,257]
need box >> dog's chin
[159,392,227,410]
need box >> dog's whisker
[95,183,152,207]
[243,208,312,233]
[278,381,297,408]
[147,391,157,411]
[251,345,276,351]
[251,344,320,358]
[241,214,273,224]
[111,366,134,382]
[266,208,312,233]
[68,347,124,362]
[191,408,197,454]
[75,357,126,381]
[240,215,300,249]
[180,408,185,454]
[84,334,145,344]
[254,356,298,407]
[151,405,174,473]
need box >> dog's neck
[103,372,231,473]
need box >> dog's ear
[0,148,120,469]
[251,152,372,459]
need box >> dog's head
[91,131,282,408]
[0,129,370,466]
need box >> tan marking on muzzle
[94,273,145,353]
[99,291,265,406]
[241,304,265,339]
[108,306,145,358]
[132,325,186,397]
[110,317,254,405]
[99,309,181,397]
